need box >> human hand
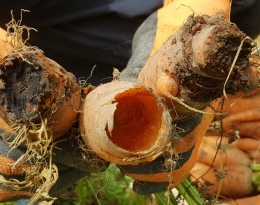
[120,0,260,195]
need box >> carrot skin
[228,121,260,139]
[204,136,260,152]
[191,165,254,198]
[197,138,250,167]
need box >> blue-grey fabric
[121,11,158,82]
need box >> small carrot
[204,136,260,152]
[191,164,254,198]
[234,138,260,151]
[219,194,260,205]
[229,121,260,139]
[220,96,260,115]
[197,137,250,167]
[222,109,260,129]
[190,161,211,172]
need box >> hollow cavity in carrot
[79,78,172,165]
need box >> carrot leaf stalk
[215,160,224,201]
[252,172,260,192]
[251,164,260,172]
[176,179,206,205]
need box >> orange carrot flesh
[235,138,260,151]
[80,81,172,165]
[190,161,210,172]
[107,88,164,152]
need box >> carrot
[0,12,81,204]
[251,158,260,165]
[190,161,210,172]
[191,164,254,198]
[219,96,260,115]
[137,13,259,121]
[219,194,260,205]
[212,109,260,137]
[233,138,260,151]
[248,150,260,160]
[204,136,260,152]
[0,17,81,140]
[227,121,260,138]
[0,28,11,58]
[79,80,172,165]
[222,109,260,129]
[197,137,250,167]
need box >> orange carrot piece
[221,109,260,134]
[191,165,254,199]
[220,96,260,115]
[197,137,250,167]
[204,136,260,152]
[227,121,260,138]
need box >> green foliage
[74,163,136,205]
[1,164,206,205]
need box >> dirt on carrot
[191,164,255,199]
[138,14,259,121]
[0,11,81,205]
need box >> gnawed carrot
[0,11,81,204]
[79,80,172,165]
[137,13,259,121]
